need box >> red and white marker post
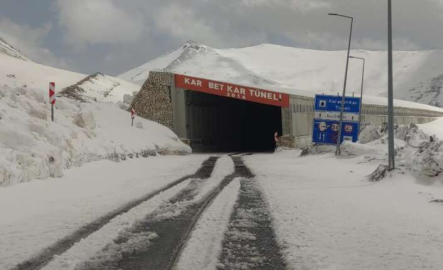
[131,108,136,126]
[49,82,56,122]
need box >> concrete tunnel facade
[130,71,443,153]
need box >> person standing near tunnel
[274,131,279,152]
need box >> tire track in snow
[75,156,250,270]
[11,156,219,270]
[218,177,288,269]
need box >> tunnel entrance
[185,91,283,153]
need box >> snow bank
[301,120,443,184]
[359,124,382,144]
[0,85,190,187]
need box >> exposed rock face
[60,72,123,103]
[408,74,443,107]
[130,71,174,130]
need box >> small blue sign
[312,119,360,145]
[315,95,361,114]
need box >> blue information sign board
[312,119,360,145]
[312,95,361,145]
[314,95,361,113]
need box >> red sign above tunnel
[175,74,290,107]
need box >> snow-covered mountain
[119,41,443,107]
[0,37,31,61]
[404,74,443,107]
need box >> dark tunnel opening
[185,91,283,153]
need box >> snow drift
[0,85,190,187]
[300,120,443,184]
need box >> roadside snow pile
[359,124,382,144]
[0,85,190,187]
[358,123,443,182]
[300,121,443,183]
[395,123,430,148]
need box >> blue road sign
[315,95,361,114]
[312,119,360,145]
[312,94,361,145]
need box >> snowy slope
[60,72,139,103]
[0,85,190,187]
[119,42,443,109]
[119,45,186,85]
[0,53,140,103]
[0,42,189,187]
[0,37,31,61]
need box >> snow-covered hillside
[60,72,139,104]
[0,53,140,103]
[119,41,443,108]
[0,38,31,61]
[0,41,190,187]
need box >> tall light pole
[387,0,395,169]
[328,13,354,156]
[349,56,365,132]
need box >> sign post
[131,108,136,126]
[312,94,361,145]
[49,82,56,122]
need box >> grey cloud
[0,18,70,69]
[3,0,443,76]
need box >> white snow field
[120,41,443,110]
[244,124,443,270]
[0,154,209,269]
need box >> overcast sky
[2,0,443,76]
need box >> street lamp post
[387,0,395,170]
[328,13,354,156]
[349,56,365,132]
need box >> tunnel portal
[185,91,282,153]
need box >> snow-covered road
[0,155,208,269]
[245,151,443,270]
[3,145,443,270]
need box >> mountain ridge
[0,37,31,61]
[118,42,443,108]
